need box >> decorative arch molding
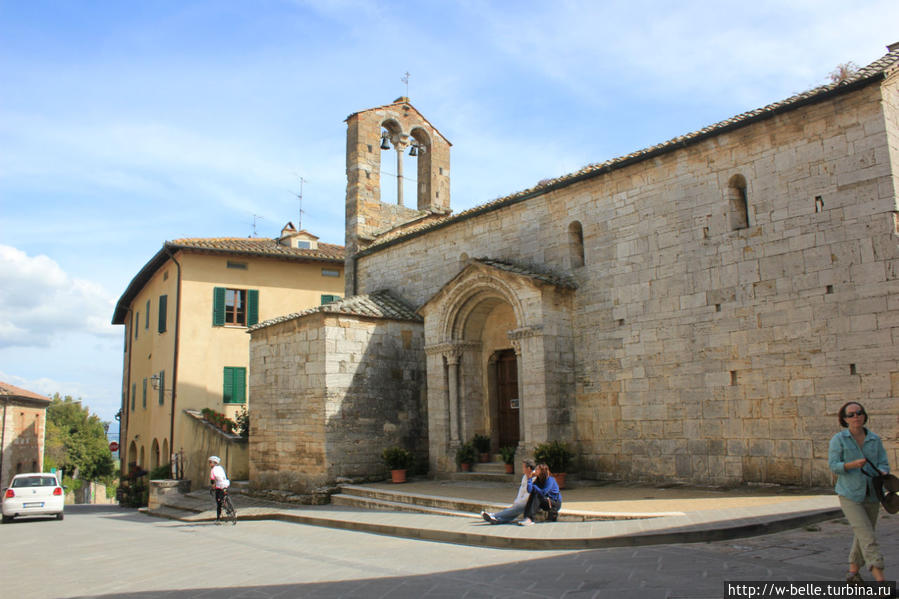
[419,258,576,474]
[436,272,529,343]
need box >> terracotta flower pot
[555,472,567,489]
[504,463,514,474]
[460,462,472,472]
[390,469,407,484]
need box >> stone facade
[248,292,426,493]
[339,48,899,486]
[0,382,50,489]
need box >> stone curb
[144,499,842,550]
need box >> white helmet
[208,456,221,464]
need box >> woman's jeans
[839,495,883,570]
[492,504,525,523]
[524,492,561,521]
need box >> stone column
[510,336,526,452]
[446,347,461,444]
[508,325,545,452]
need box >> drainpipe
[122,308,133,474]
[163,246,182,476]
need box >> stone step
[445,471,517,483]
[338,484,502,514]
[336,483,635,522]
[470,461,512,474]
[330,494,476,518]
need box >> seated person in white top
[481,458,535,524]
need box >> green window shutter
[158,295,167,333]
[142,378,147,408]
[321,294,341,305]
[158,370,165,405]
[145,300,150,329]
[223,367,234,403]
[247,289,259,326]
[135,313,139,339]
[213,287,226,326]
[131,383,136,411]
[223,367,247,404]
[234,367,246,403]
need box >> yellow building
[112,224,344,487]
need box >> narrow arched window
[728,175,749,230]
[568,221,585,267]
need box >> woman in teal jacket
[828,401,890,584]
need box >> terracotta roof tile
[475,258,578,289]
[249,289,422,332]
[0,381,51,403]
[169,237,344,261]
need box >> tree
[45,394,115,483]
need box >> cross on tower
[401,71,410,98]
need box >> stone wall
[249,312,426,492]
[1,401,46,488]
[353,80,899,486]
[181,412,248,487]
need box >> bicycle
[211,487,237,525]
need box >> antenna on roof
[251,214,264,237]
[292,175,306,230]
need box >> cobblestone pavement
[2,505,896,598]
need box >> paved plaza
[1,503,897,598]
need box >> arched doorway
[493,349,519,448]
[151,439,160,471]
[421,258,576,473]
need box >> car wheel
[1,515,12,524]
[56,512,64,521]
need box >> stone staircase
[331,462,641,522]
[331,484,497,518]
[332,460,513,517]
[444,459,516,483]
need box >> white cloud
[0,369,119,422]
[0,245,117,349]
[473,0,899,108]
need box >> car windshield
[11,476,58,488]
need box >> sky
[1,0,897,427]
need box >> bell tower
[344,97,451,295]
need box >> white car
[2,473,65,523]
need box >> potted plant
[472,434,491,462]
[455,442,476,472]
[499,445,516,474]
[534,440,575,489]
[382,446,413,483]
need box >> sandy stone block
[788,378,814,396]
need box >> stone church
[249,44,899,493]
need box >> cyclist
[208,456,230,524]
